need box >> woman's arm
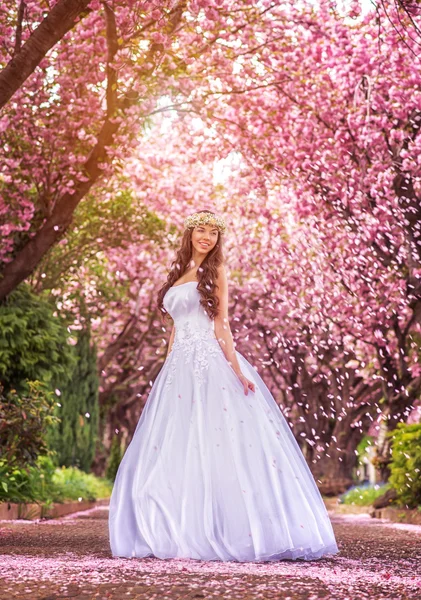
[166,324,176,358]
[214,265,255,395]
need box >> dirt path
[1,506,420,599]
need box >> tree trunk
[0,167,110,300]
[0,0,91,111]
[312,418,368,496]
[313,452,356,496]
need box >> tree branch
[0,0,92,111]
[13,0,26,56]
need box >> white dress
[108,281,339,562]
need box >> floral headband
[184,212,227,234]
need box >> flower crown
[184,212,227,234]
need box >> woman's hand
[237,372,256,396]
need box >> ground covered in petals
[0,506,420,599]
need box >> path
[1,506,420,599]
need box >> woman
[108,209,339,562]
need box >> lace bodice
[162,281,224,386]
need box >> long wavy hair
[157,210,226,322]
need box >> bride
[108,209,339,562]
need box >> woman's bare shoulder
[216,263,228,286]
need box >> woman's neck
[190,251,206,269]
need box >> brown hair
[157,210,225,322]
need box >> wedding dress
[108,281,339,562]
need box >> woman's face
[191,223,219,255]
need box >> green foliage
[0,285,101,475]
[0,454,112,504]
[356,435,374,466]
[388,423,421,508]
[51,464,112,503]
[0,380,60,469]
[106,435,123,482]
[0,455,56,504]
[33,185,167,301]
[339,483,391,506]
[47,325,99,472]
[0,284,76,393]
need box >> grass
[339,483,391,506]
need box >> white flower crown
[184,212,227,234]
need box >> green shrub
[0,379,62,504]
[339,483,391,506]
[0,284,76,394]
[388,423,421,508]
[0,454,112,504]
[0,380,60,468]
[0,285,101,475]
[356,435,374,466]
[0,455,57,504]
[51,465,112,503]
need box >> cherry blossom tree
[163,0,421,477]
[0,0,280,298]
[2,0,421,488]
